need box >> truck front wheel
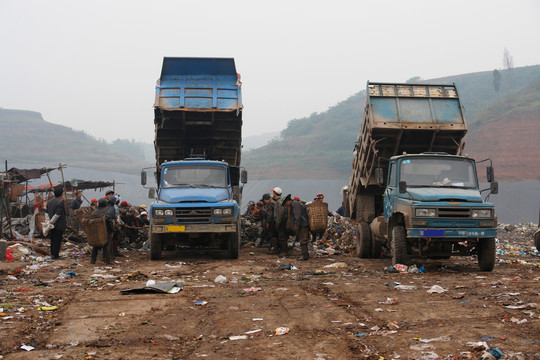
[391,225,407,265]
[356,222,371,258]
[150,233,162,260]
[477,238,496,271]
[227,222,240,259]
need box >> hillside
[465,79,540,180]
[243,65,540,180]
[0,109,150,174]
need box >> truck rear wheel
[150,233,162,260]
[356,222,371,258]
[477,238,496,271]
[227,222,240,259]
[391,225,407,265]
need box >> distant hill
[0,109,150,174]
[465,78,540,180]
[243,65,540,181]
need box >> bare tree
[503,48,514,89]
[503,48,514,70]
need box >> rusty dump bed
[350,82,467,194]
[154,57,243,168]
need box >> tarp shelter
[63,179,115,191]
[3,167,57,183]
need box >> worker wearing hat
[269,187,284,254]
[291,195,310,260]
[46,185,67,259]
[274,191,290,256]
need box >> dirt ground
[1,226,539,360]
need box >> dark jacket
[273,196,284,226]
[70,197,83,210]
[265,200,275,225]
[291,200,309,229]
[47,196,67,231]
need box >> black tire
[227,222,240,259]
[391,225,407,265]
[534,230,540,252]
[150,232,162,260]
[371,235,382,258]
[477,237,496,271]
[356,222,371,258]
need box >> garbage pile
[312,215,358,256]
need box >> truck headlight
[415,208,436,217]
[213,208,233,216]
[154,209,173,217]
[472,209,491,218]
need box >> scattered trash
[20,344,35,351]
[214,275,227,283]
[194,301,208,306]
[395,285,418,291]
[38,306,58,311]
[379,297,399,305]
[427,285,447,293]
[120,282,183,295]
[419,336,451,343]
[354,332,368,337]
[278,263,298,270]
[275,327,289,335]
[243,287,262,293]
[229,335,248,340]
[488,348,503,359]
[394,264,408,272]
[324,262,347,269]
[252,318,263,321]
[244,329,262,335]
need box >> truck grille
[437,207,471,218]
[175,207,212,223]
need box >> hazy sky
[1,0,539,143]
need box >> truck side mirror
[375,168,384,186]
[398,181,407,194]
[486,166,495,183]
[490,181,499,195]
[241,169,248,184]
[148,188,156,199]
[141,171,147,186]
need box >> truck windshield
[399,158,477,188]
[162,165,227,188]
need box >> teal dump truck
[347,82,499,271]
[141,57,247,260]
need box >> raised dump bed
[154,57,243,168]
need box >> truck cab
[375,153,498,270]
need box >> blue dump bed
[351,82,468,191]
[154,57,243,168]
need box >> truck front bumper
[151,223,237,234]
[408,228,498,238]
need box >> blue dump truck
[347,82,499,271]
[141,57,247,260]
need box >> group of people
[243,187,327,261]
[86,190,149,264]
[38,186,149,264]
